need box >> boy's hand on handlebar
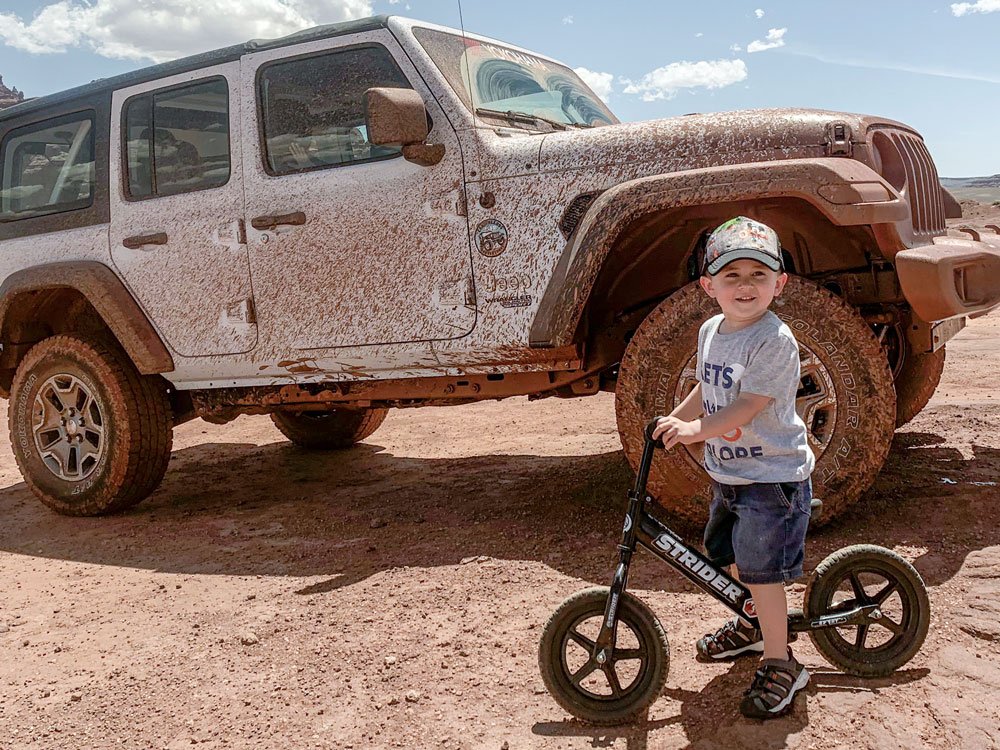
[651,416,702,449]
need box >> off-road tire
[893,347,946,428]
[539,587,669,725]
[270,408,387,450]
[8,334,173,516]
[805,545,930,677]
[615,277,897,526]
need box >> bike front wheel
[538,587,669,725]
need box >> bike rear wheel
[538,587,669,725]
[805,545,930,677]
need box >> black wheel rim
[817,563,918,661]
[558,608,652,703]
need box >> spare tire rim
[674,343,838,464]
[32,374,106,482]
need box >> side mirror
[364,87,444,167]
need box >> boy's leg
[732,481,812,718]
[696,485,764,661]
[746,582,788,660]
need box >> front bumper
[895,234,1000,322]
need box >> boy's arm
[693,392,771,440]
[668,383,703,421]
[653,392,771,448]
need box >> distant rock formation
[967,174,1000,188]
[941,174,1000,189]
[0,75,25,109]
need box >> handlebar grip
[645,418,663,446]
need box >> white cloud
[622,59,748,102]
[730,43,743,52]
[694,31,704,37]
[573,66,613,103]
[747,27,786,53]
[754,8,765,18]
[0,0,372,62]
[951,0,1000,14]
[562,15,574,24]
[787,48,1000,84]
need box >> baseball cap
[703,216,783,276]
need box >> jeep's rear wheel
[615,277,896,526]
[8,335,173,516]
[270,408,387,450]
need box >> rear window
[122,77,231,200]
[0,112,96,222]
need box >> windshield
[413,27,618,128]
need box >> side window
[0,113,95,221]
[123,78,230,200]
[259,45,412,176]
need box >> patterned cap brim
[706,248,783,275]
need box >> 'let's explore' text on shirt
[697,311,815,485]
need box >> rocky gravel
[0,206,998,749]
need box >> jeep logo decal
[475,219,508,257]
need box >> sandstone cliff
[0,75,25,109]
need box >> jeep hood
[537,108,911,174]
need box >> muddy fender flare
[0,261,173,374]
[531,158,907,349]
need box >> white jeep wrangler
[1,15,998,522]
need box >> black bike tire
[538,587,669,725]
[805,545,930,677]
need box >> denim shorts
[703,479,812,585]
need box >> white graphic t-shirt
[697,311,815,485]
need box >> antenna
[457,0,477,127]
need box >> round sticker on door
[475,219,508,257]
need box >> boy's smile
[700,259,788,330]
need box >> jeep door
[109,63,257,357]
[240,31,474,353]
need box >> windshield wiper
[475,108,586,131]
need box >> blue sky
[1,0,998,176]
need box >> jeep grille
[877,129,946,239]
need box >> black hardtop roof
[0,14,390,123]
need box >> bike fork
[593,433,657,662]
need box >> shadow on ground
[531,665,929,750]
[0,427,996,594]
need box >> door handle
[250,211,306,231]
[122,232,168,249]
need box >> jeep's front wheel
[8,335,173,516]
[615,277,896,526]
[270,408,387,450]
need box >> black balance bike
[538,421,930,725]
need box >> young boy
[651,216,815,720]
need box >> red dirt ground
[1,208,999,750]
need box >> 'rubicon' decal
[475,219,508,257]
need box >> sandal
[695,617,764,662]
[739,650,810,719]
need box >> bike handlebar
[644,418,663,446]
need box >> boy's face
[699,258,788,323]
